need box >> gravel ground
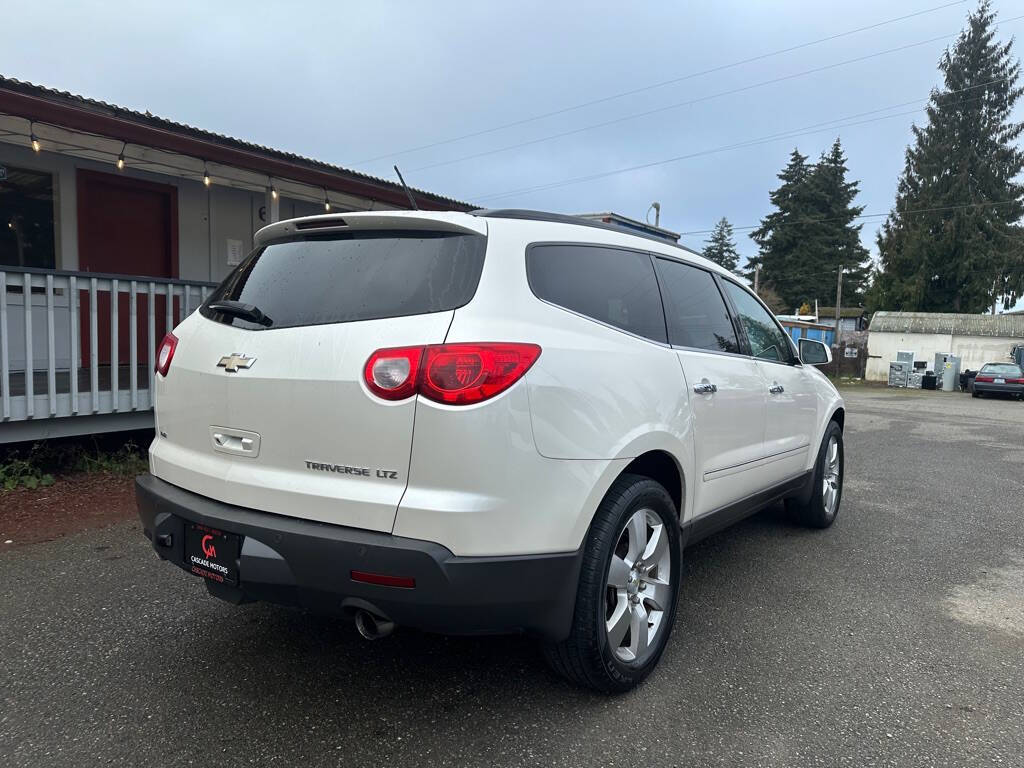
[1,473,137,547]
[1,388,1022,767]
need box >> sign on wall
[844,347,859,358]
[226,238,244,266]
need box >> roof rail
[471,209,700,256]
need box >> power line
[740,260,1020,286]
[353,0,968,165]
[445,60,1013,186]
[681,198,1024,241]
[412,30,964,174]
[469,14,1024,206]
[472,83,1005,203]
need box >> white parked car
[137,209,845,692]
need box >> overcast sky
[5,0,1023,267]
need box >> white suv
[137,209,845,692]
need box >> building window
[0,164,56,269]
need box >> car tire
[786,420,844,529]
[543,473,681,693]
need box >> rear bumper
[135,474,582,641]
[973,382,1024,396]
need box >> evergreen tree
[702,217,741,273]
[749,142,868,309]
[748,149,818,310]
[808,139,871,304]
[874,1,1024,313]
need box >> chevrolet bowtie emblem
[217,353,256,373]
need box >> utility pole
[834,266,843,377]
[753,263,761,294]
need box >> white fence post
[148,282,156,396]
[0,269,215,432]
[89,277,99,413]
[130,281,138,411]
[69,276,79,414]
[110,278,119,412]
[0,271,9,421]
[46,274,56,416]
[22,272,33,418]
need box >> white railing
[0,267,217,425]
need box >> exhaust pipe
[354,609,395,640]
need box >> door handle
[210,426,261,457]
[768,383,785,394]
[213,433,254,451]
[693,380,718,395]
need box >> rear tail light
[155,332,178,377]
[364,346,422,400]
[363,343,540,405]
[975,375,994,382]
[421,343,541,404]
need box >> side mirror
[798,338,832,366]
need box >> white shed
[866,311,1024,380]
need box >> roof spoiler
[254,211,486,247]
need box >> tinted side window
[721,281,794,362]
[527,244,667,343]
[655,258,739,353]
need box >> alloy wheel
[822,435,841,516]
[605,508,673,663]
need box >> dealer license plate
[184,523,240,585]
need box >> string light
[269,176,278,200]
[11,118,439,210]
[116,141,126,170]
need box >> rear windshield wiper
[207,300,273,327]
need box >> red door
[77,170,178,371]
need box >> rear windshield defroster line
[200,230,486,330]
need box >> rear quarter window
[201,231,485,330]
[526,243,667,343]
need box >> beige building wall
[866,331,1021,380]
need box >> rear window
[526,244,667,343]
[981,363,1023,375]
[200,231,486,330]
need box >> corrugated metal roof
[0,75,474,210]
[869,311,1024,338]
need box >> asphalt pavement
[2,387,1022,767]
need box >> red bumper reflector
[350,570,416,589]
